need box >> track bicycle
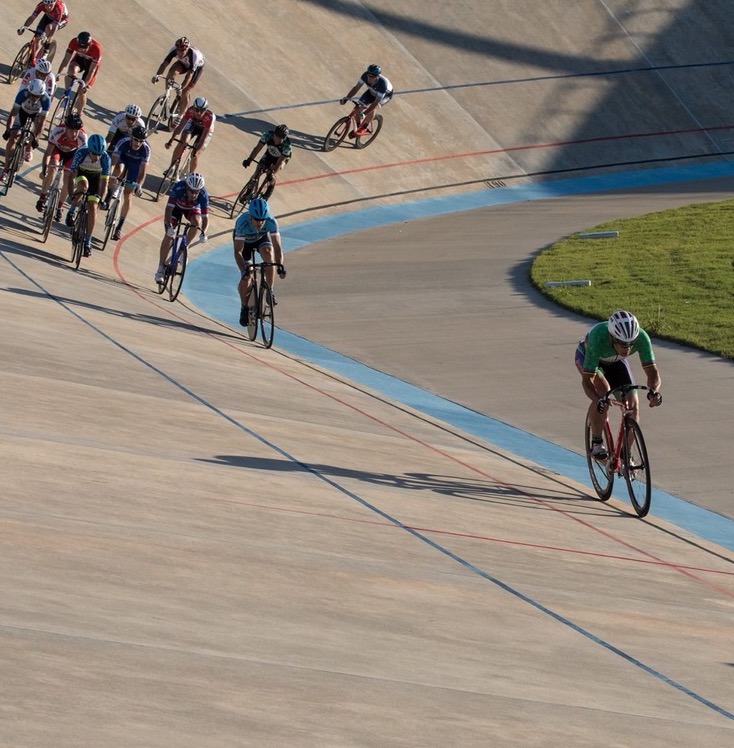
[155,140,195,202]
[584,384,656,517]
[322,98,383,152]
[1,118,36,196]
[70,195,91,270]
[156,221,199,302]
[40,162,64,242]
[7,22,65,85]
[46,76,85,139]
[229,159,275,219]
[146,79,183,134]
[242,261,284,349]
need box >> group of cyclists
[4,4,657,451]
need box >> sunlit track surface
[2,0,734,744]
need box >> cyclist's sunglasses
[612,336,636,348]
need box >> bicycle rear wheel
[41,188,59,242]
[8,43,31,84]
[47,95,68,139]
[259,282,275,349]
[168,242,188,302]
[155,162,177,202]
[355,114,383,149]
[585,416,614,501]
[323,116,350,152]
[101,196,120,250]
[623,417,652,517]
[146,95,167,134]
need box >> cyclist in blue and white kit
[156,172,209,284]
[0,78,50,181]
[339,63,393,138]
[233,197,287,326]
[66,133,111,255]
[107,124,151,240]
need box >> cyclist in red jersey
[165,97,215,175]
[17,0,69,65]
[56,31,102,115]
[37,111,87,217]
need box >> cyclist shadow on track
[3,285,245,339]
[0,233,71,265]
[287,128,326,152]
[197,455,606,510]
[80,99,118,129]
[218,115,280,138]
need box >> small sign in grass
[530,200,734,359]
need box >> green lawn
[530,201,734,359]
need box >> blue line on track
[2,249,732,721]
[187,160,734,552]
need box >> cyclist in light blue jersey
[233,197,286,326]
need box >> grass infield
[530,200,734,359]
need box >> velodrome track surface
[1,1,733,744]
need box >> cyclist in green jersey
[575,310,662,460]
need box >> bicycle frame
[322,98,383,152]
[243,261,284,349]
[157,221,192,302]
[147,79,183,134]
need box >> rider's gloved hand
[277,266,287,279]
[647,390,662,407]
[165,140,172,149]
[596,397,609,414]
[151,75,160,84]
[17,27,25,35]
[165,224,175,238]
[31,136,39,149]
[2,130,10,141]
[134,183,143,197]
[242,158,251,168]
[339,98,347,105]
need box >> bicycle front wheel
[146,95,167,134]
[229,178,258,219]
[259,282,275,349]
[246,278,259,341]
[323,116,350,152]
[355,114,383,149]
[623,418,652,517]
[101,197,120,250]
[585,416,614,501]
[168,242,188,302]
[41,188,59,242]
[8,43,31,84]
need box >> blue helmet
[87,133,106,155]
[366,64,381,76]
[248,198,269,220]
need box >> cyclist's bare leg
[260,245,277,289]
[158,234,174,268]
[185,216,201,246]
[120,184,134,219]
[580,369,609,440]
[189,146,201,173]
[2,130,21,171]
[237,267,254,307]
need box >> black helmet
[65,113,83,129]
[77,31,92,47]
[131,125,147,140]
[366,63,381,76]
[274,124,289,138]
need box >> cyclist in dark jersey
[575,310,662,460]
[339,63,394,138]
[241,124,292,200]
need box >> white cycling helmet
[28,78,46,96]
[35,59,52,75]
[193,96,208,110]
[608,310,640,344]
[125,103,142,118]
[185,172,205,191]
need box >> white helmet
[185,172,205,191]
[125,103,142,118]
[28,79,46,96]
[35,59,52,75]
[193,96,208,110]
[608,310,640,344]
